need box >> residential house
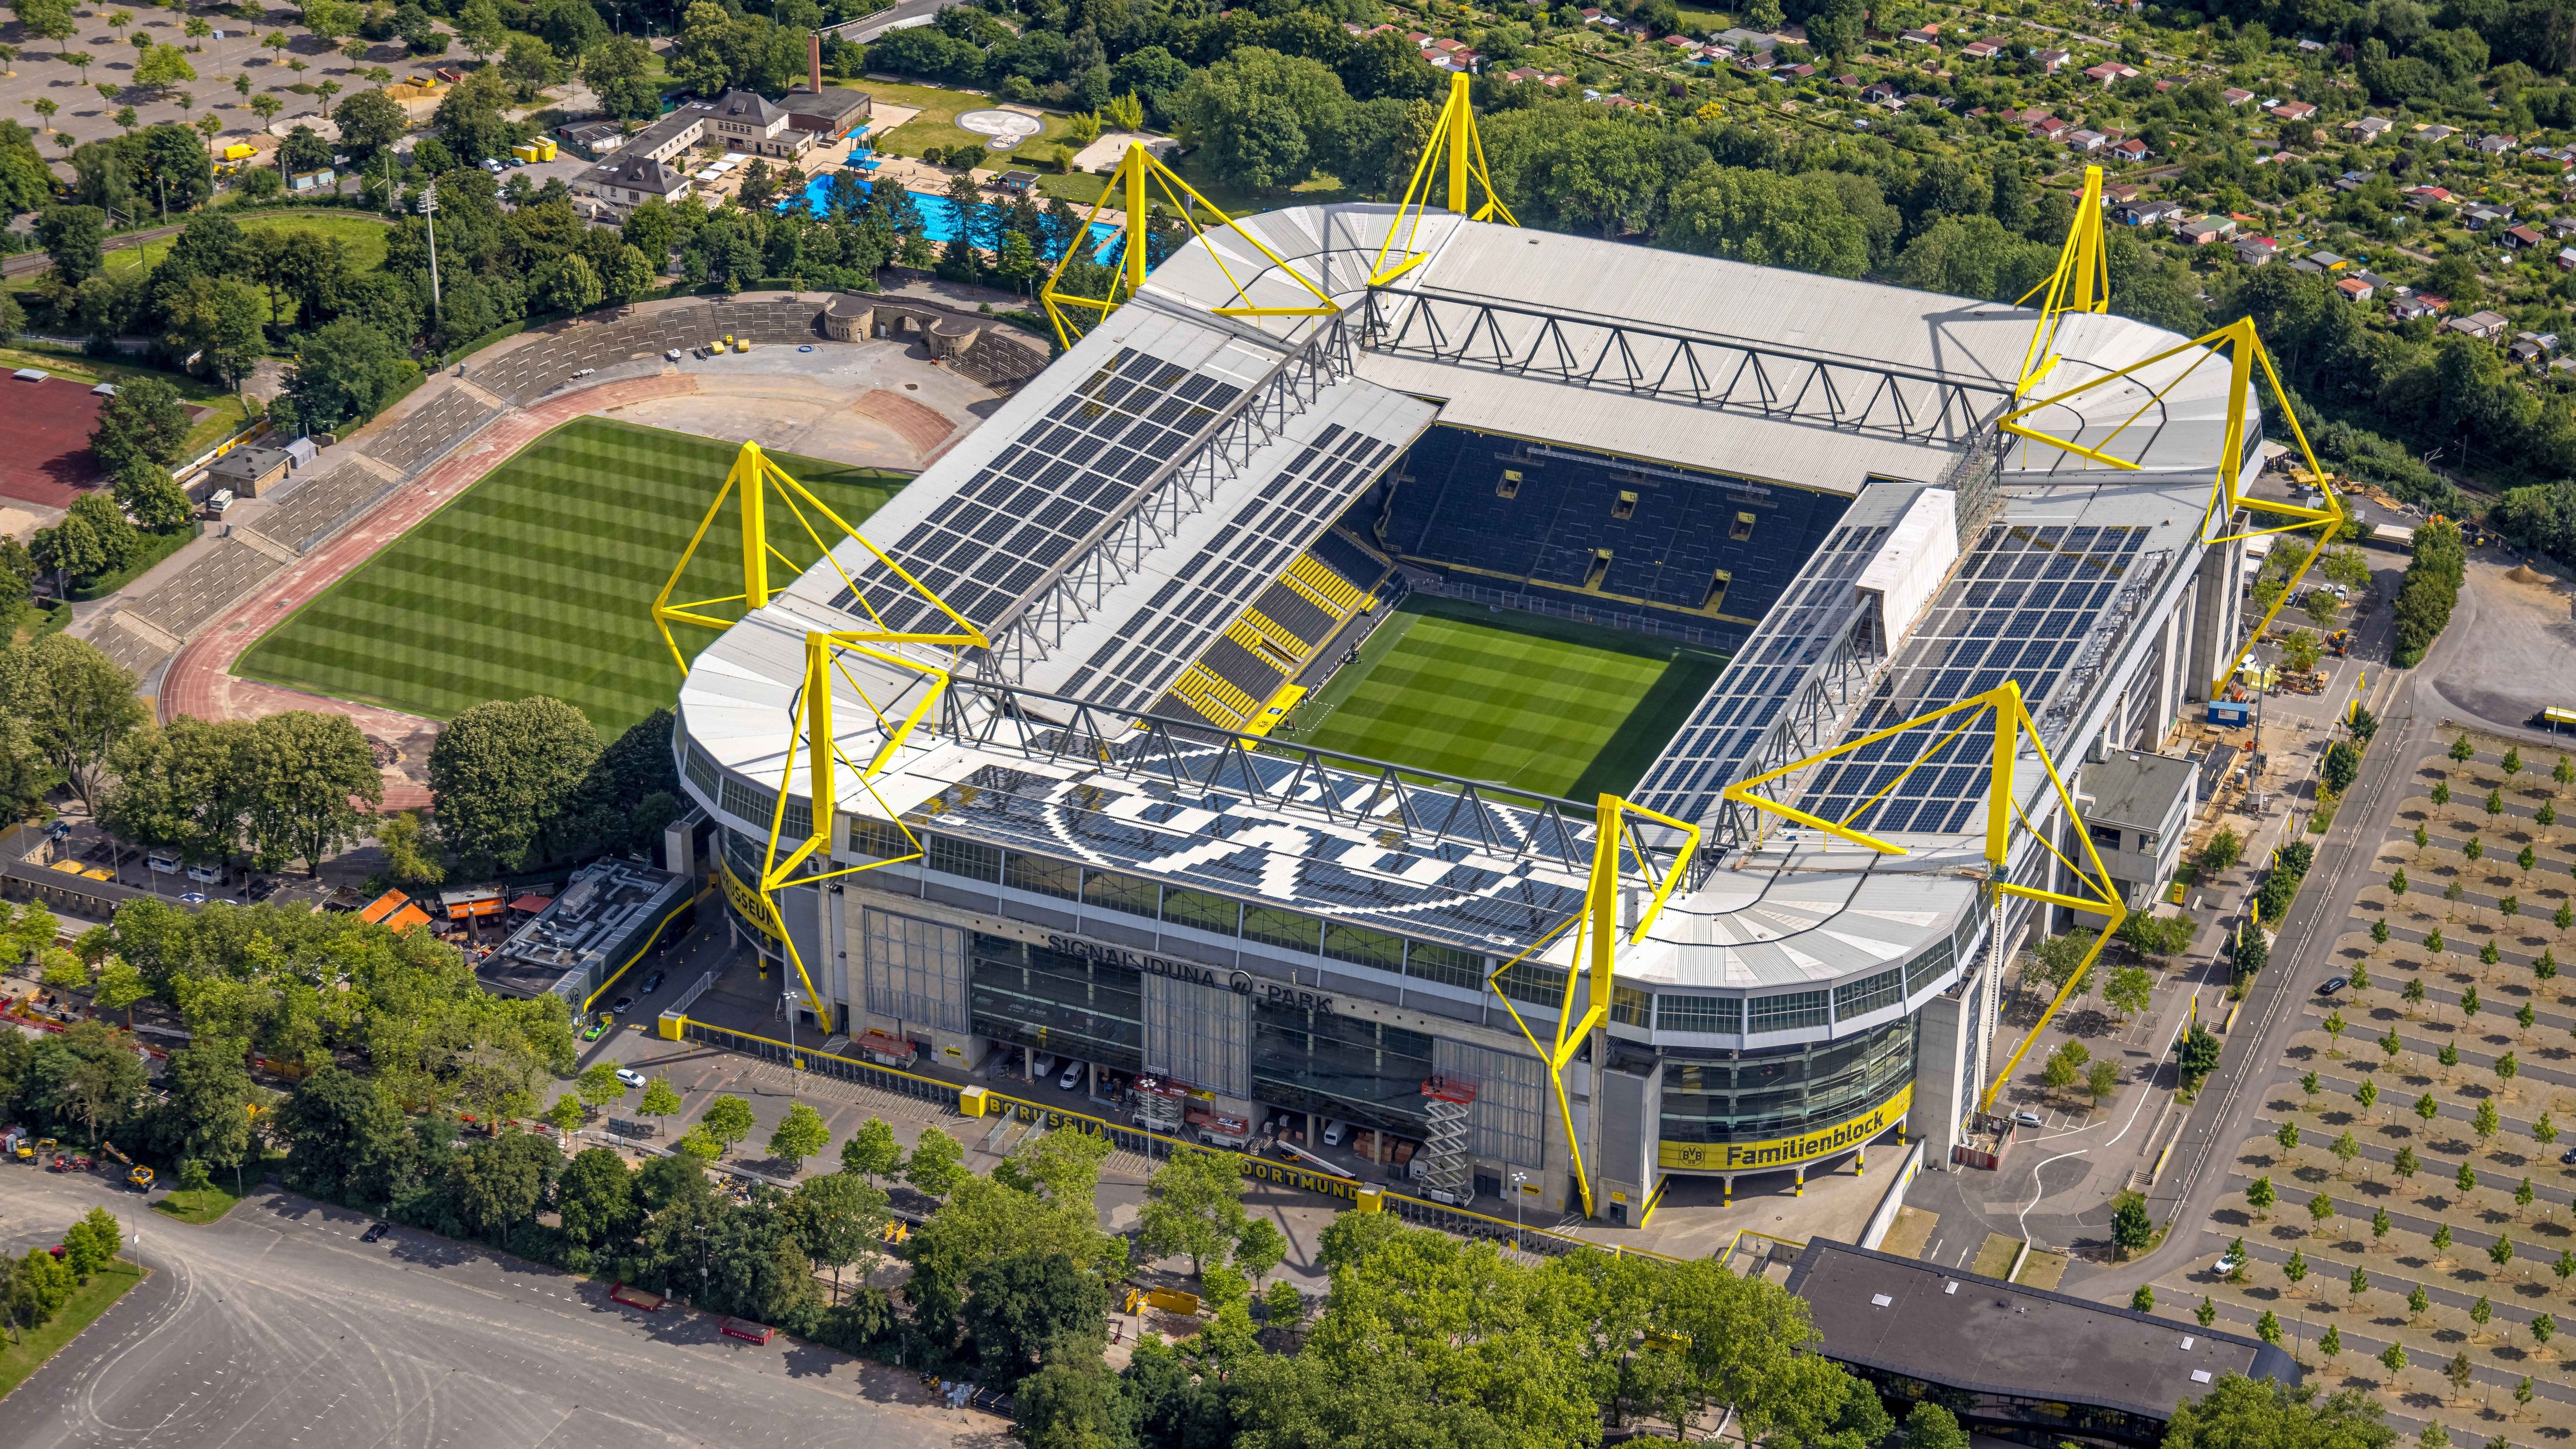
[572,152,692,214]
[2333,171,2372,192]
[2463,203,2515,230]
[2551,216,2576,237]
[1961,38,2005,57]
[2335,275,2376,303]
[2081,60,2141,85]
[2444,310,2510,340]
[2103,183,2143,203]
[2390,294,2443,320]
[2417,123,2458,141]
[2111,137,2149,161]
[2507,224,2547,249]
[2035,47,2072,71]
[1860,81,1899,104]
[2220,87,2255,105]
[2287,257,2327,275]
[2402,184,2454,207]
[2178,215,2238,245]
[2065,129,2109,152]
[2269,100,2317,121]
[2117,198,2185,225]
[2513,336,2551,364]
[2342,115,2394,142]
[2560,246,2576,271]
[1899,24,1940,44]
[1504,65,1543,81]
[2477,133,2518,155]
[2306,249,2349,271]
[2027,114,2070,140]
[2232,235,2279,265]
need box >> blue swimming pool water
[786,173,1121,262]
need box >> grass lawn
[0,1258,145,1401]
[1277,595,1727,801]
[233,417,909,735]
[0,347,254,458]
[854,77,1094,166]
[1029,156,1356,216]
[151,1184,246,1224]
[8,210,394,302]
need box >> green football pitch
[234,418,908,735]
[1280,595,1729,802]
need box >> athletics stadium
[661,108,2319,1221]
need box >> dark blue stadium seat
[1355,425,1850,642]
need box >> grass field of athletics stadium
[234,418,909,734]
[1278,595,1730,802]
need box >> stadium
[664,129,2309,1222]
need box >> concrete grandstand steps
[353,387,504,479]
[261,463,401,554]
[131,538,285,640]
[229,525,296,565]
[89,608,177,680]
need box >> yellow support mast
[655,440,987,1034]
[1718,681,2128,1114]
[1483,795,1700,1220]
[1996,315,2346,697]
[1367,71,1519,286]
[1036,141,1340,351]
[2012,164,2110,395]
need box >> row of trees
[2392,517,2467,667]
[0,1207,123,1345]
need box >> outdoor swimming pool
[787,173,1122,262]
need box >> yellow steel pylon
[1367,71,1519,286]
[1718,681,2128,1114]
[1036,142,1339,351]
[2012,164,2110,396]
[1996,315,2346,698]
[1482,794,1700,1220]
[655,440,987,1034]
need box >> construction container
[532,137,557,161]
[511,141,540,163]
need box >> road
[835,0,946,42]
[0,1170,1001,1449]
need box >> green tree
[34,203,103,285]
[111,462,191,533]
[698,1094,754,1155]
[243,711,381,876]
[2112,1191,2153,1255]
[0,635,143,816]
[427,696,602,871]
[1137,1146,1247,1275]
[960,1249,1110,1383]
[88,372,188,474]
[333,88,407,160]
[555,1146,636,1250]
[779,1168,886,1300]
[638,1077,681,1132]
[903,1123,965,1198]
[765,1100,828,1170]
[1660,163,1874,277]
[839,1116,901,1180]
[1171,46,1347,193]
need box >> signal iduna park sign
[1656,1085,1910,1173]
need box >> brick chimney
[809,32,822,93]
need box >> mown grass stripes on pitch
[1286,595,1727,802]
[233,418,907,735]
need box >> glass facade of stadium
[690,794,1972,1213]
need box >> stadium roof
[1138,204,2257,495]
[676,207,2257,992]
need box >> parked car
[616,1067,647,1088]
[1321,1120,1348,1147]
[362,1222,390,1243]
[1058,1059,1084,1092]
[610,996,634,1015]
[2214,1248,2244,1276]
[2012,1110,2045,1129]
[639,970,665,995]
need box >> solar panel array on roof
[826,346,1241,632]
[1058,420,1403,714]
[1792,522,2151,837]
[1627,520,1891,825]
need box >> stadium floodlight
[2011,163,2107,396]
[655,440,986,1036]
[1483,794,1700,1220]
[1718,680,2128,1114]
[1036,141,1339,351]
[1366,71,1519,287]
[1996,314,2345,697]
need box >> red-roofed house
[2082,60,2141,84]
[2269,100,2317,121]
[1961,38,2004,58]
